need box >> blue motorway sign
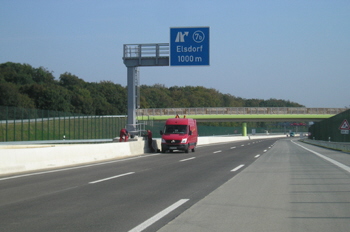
[170,27,210,66]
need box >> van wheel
[192,148,195,152]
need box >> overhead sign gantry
[123,44,169,134]
[122,27,210,135]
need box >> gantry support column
[127,66,137,129]
[242,122,247,136]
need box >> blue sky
[1,0,349,108]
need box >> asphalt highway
[159,139,350,232]
[1,138,349,232]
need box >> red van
[160,118,198,153]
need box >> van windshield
[164,125,188,134]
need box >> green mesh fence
[138,120,304,138]
[0,106,127,142]
[0,106,311,142]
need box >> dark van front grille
[165,140,181,144]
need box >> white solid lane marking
[213,150,222,154]
[89,172,135,184]
[292,141,350,173]
[128,199,189,232]
[255,154,260,158]
[180,157,195,162]
[231,164,245,172]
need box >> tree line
[0,62,303,115]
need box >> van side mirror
[189,130,192,135]
[160,130,163,135]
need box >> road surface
[1,138,349,232]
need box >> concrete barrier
[0,134,285,176]
[198,134,285,145]
[301,139,350,153]
[152,134,286,149]
[0,138,148,175]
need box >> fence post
[47,110,50,140]
[82,115,85,139]
[68,112,70,140]
[90,115,93,139]
[13,107,16,141]
[52,111,55,140]
[21,108,24,141]
[35,109,37,141]
[63,111,66,140]
[41,110,44,140]
[77,115,80,139]
[73,115,76,139]
[28,108,30,141]
[58,111,60,140]
[5,106,8,141]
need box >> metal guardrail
[137,107,347,116]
